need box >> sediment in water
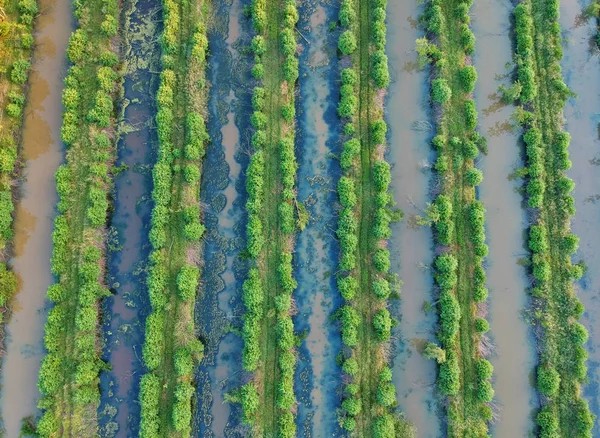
[292,1,343,436]
[0,0,72,433]
[193,0,250,435]
[97,0,160,434]
[386,2,442,436]
[471,0,537,435]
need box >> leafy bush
[474,317,489,333]
[11,60,30,84]
[338,30,357,55]
[465,167,483,186]
[339,0,355,27]
[460,65,477,92]
[177,266,199,300]
[432,78,451,103]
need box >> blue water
[193,0,250,435]
[293,1,344,436]
[97,0,159,434]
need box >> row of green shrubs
[35,0,121,433]
[334,0,407,435]
[0,0,39,331]
[238,0,300,436]
[512,1,594,436]
[420,0,494,435]
[139,0,209,435]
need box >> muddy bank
[385,1,441,436]
[97,0,159,434]
[0,0,72,433]
[193,0,249,435]
[292,1,343,436]
[559,0,600,434]
[471,0,537,435]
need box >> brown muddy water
[0,0,72,434]
[386,1,441,436]
[559,0,600,433]
[471,0,537,435]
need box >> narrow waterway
[559,0,600,433]
[386,2,441,436]
[97,0,159,434]
[472,0,537,435]
[0,0,71,433]
[293,1,342,436]
[193,0,248,434]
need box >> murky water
[0,0,72,433]
[385,2,441,436]
[293,2,343,436]
[194,0,248,435]
[98,0,159,434]
[559,0,600,434]
[472,0,537,435]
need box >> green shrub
[338,275,358,300]
[460,24,476,54]
[372,50,389,89]
[283,55,298,83]
[251,35,265,55]
[376,382,396,407]
[537,365,560,396]
[371,119,387,145]
[339,0,355,27]
[67,29,87,62]
[474,317,489,333]
[427,5,444,34]
[373,308,392,341]
[439,351,460,395]
[477,380,494,402]
[460,65,477,92]
[177,265,199,300]
[342,357,359,376]
[342,397,362,416]
[372,278,390,299]
[101,14,118,36]
[252,63,264,79]
[341,68,357,86]
[338,30,357,55]
[373,248,390,273]
[11,60,30,84]
[432,78,451,103]
[465,167,483,186]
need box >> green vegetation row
[334,0,413,436]
[35,0,122,433]
[138,0,210,436]
[417,0,494,436]
[0,0,37,368]
[510,1,594,436]
[229,0,301,436]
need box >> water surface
[559,0,600,434]
[386,1,441,436]
[293,1,343,436]
[0,0,71,433]
[472,0,537,435]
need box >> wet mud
[193,0,250,435]
[559,0,600,434]
[471,0,537,435]
[292,1,343,436]
[385,1,442,436]
[0,0,72,433]
[97,0,160,434]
